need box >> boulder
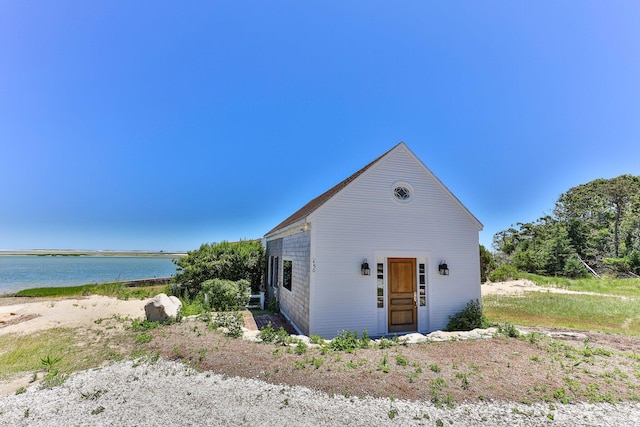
[145,293,182,323]
[400,333,428,344]
[426,330,457,342]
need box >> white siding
[309,145,481,338]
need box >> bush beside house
[171,240,264,310]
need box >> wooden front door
[388,258,417,333]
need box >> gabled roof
[265,142,482,237]
[265,143,400,237]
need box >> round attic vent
[394,186,411,200]
[392,182,413,202]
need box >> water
[0,256,178,295]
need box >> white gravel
[1,359,638,426]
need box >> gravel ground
[1,359,638,426]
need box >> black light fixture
[438,261,449,276]
[361,259,371,276]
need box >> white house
[264,142,483,338]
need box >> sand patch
[0,296,147,336]
[481,278,625,298]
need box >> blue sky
[1,2,639,251]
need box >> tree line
[492,174,640,278]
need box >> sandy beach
[0,295,146,336]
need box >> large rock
[145,293,182,323]
[400,333,428,344]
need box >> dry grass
[0,317,140,386]
[484,292,640,336]
[145,322,640,405]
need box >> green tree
[495,174,640,277]
[562,254,588,278]
[538,225,574,276]
[479,245,495,283]
[554,174,640,273]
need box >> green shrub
[359,329,370,349]
[211,311,244,338]
[445,299,489,331]
[295,342,307,355]
[201,278,250,311]
[309,334,325,345]
[259,322,276,343]
[488,264,519,282]
[267,297,280,313]
[274,327,290,346]
[326,329,370,352]
[173,240,265,296]
[330,330,362,352]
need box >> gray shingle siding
[266,231,311,334]
[265,238,283,304]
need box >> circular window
[392,182,413,203]
[394,186,411,200]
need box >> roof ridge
[265,143,403,236]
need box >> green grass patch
[0,329,78,379]
[13,283,165,299]
[0,325,141,383]
[484,292,640,336]
[0,328,125,381]
[521,273,640,297]
[176,298,209,317]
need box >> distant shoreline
[0,250,186,258]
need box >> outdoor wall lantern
[438,261,449,276]
[361,259,371,276]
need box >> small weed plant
[377,354,390,373]
[309,334,325,345]
[135,333,154,345]
[378,337,396,349]
[396,354,408,367]
[40,354,67,388]
[496,322,520,338]
[274,327,291,346]
[211,312,244,338]
[330,329,370,352]
[295,342,307,355]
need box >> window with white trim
[283,259,293,291]
[269,256,279,288]
[419,263,426,306]
[376,263,384,308]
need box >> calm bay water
[0,256,177,295]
